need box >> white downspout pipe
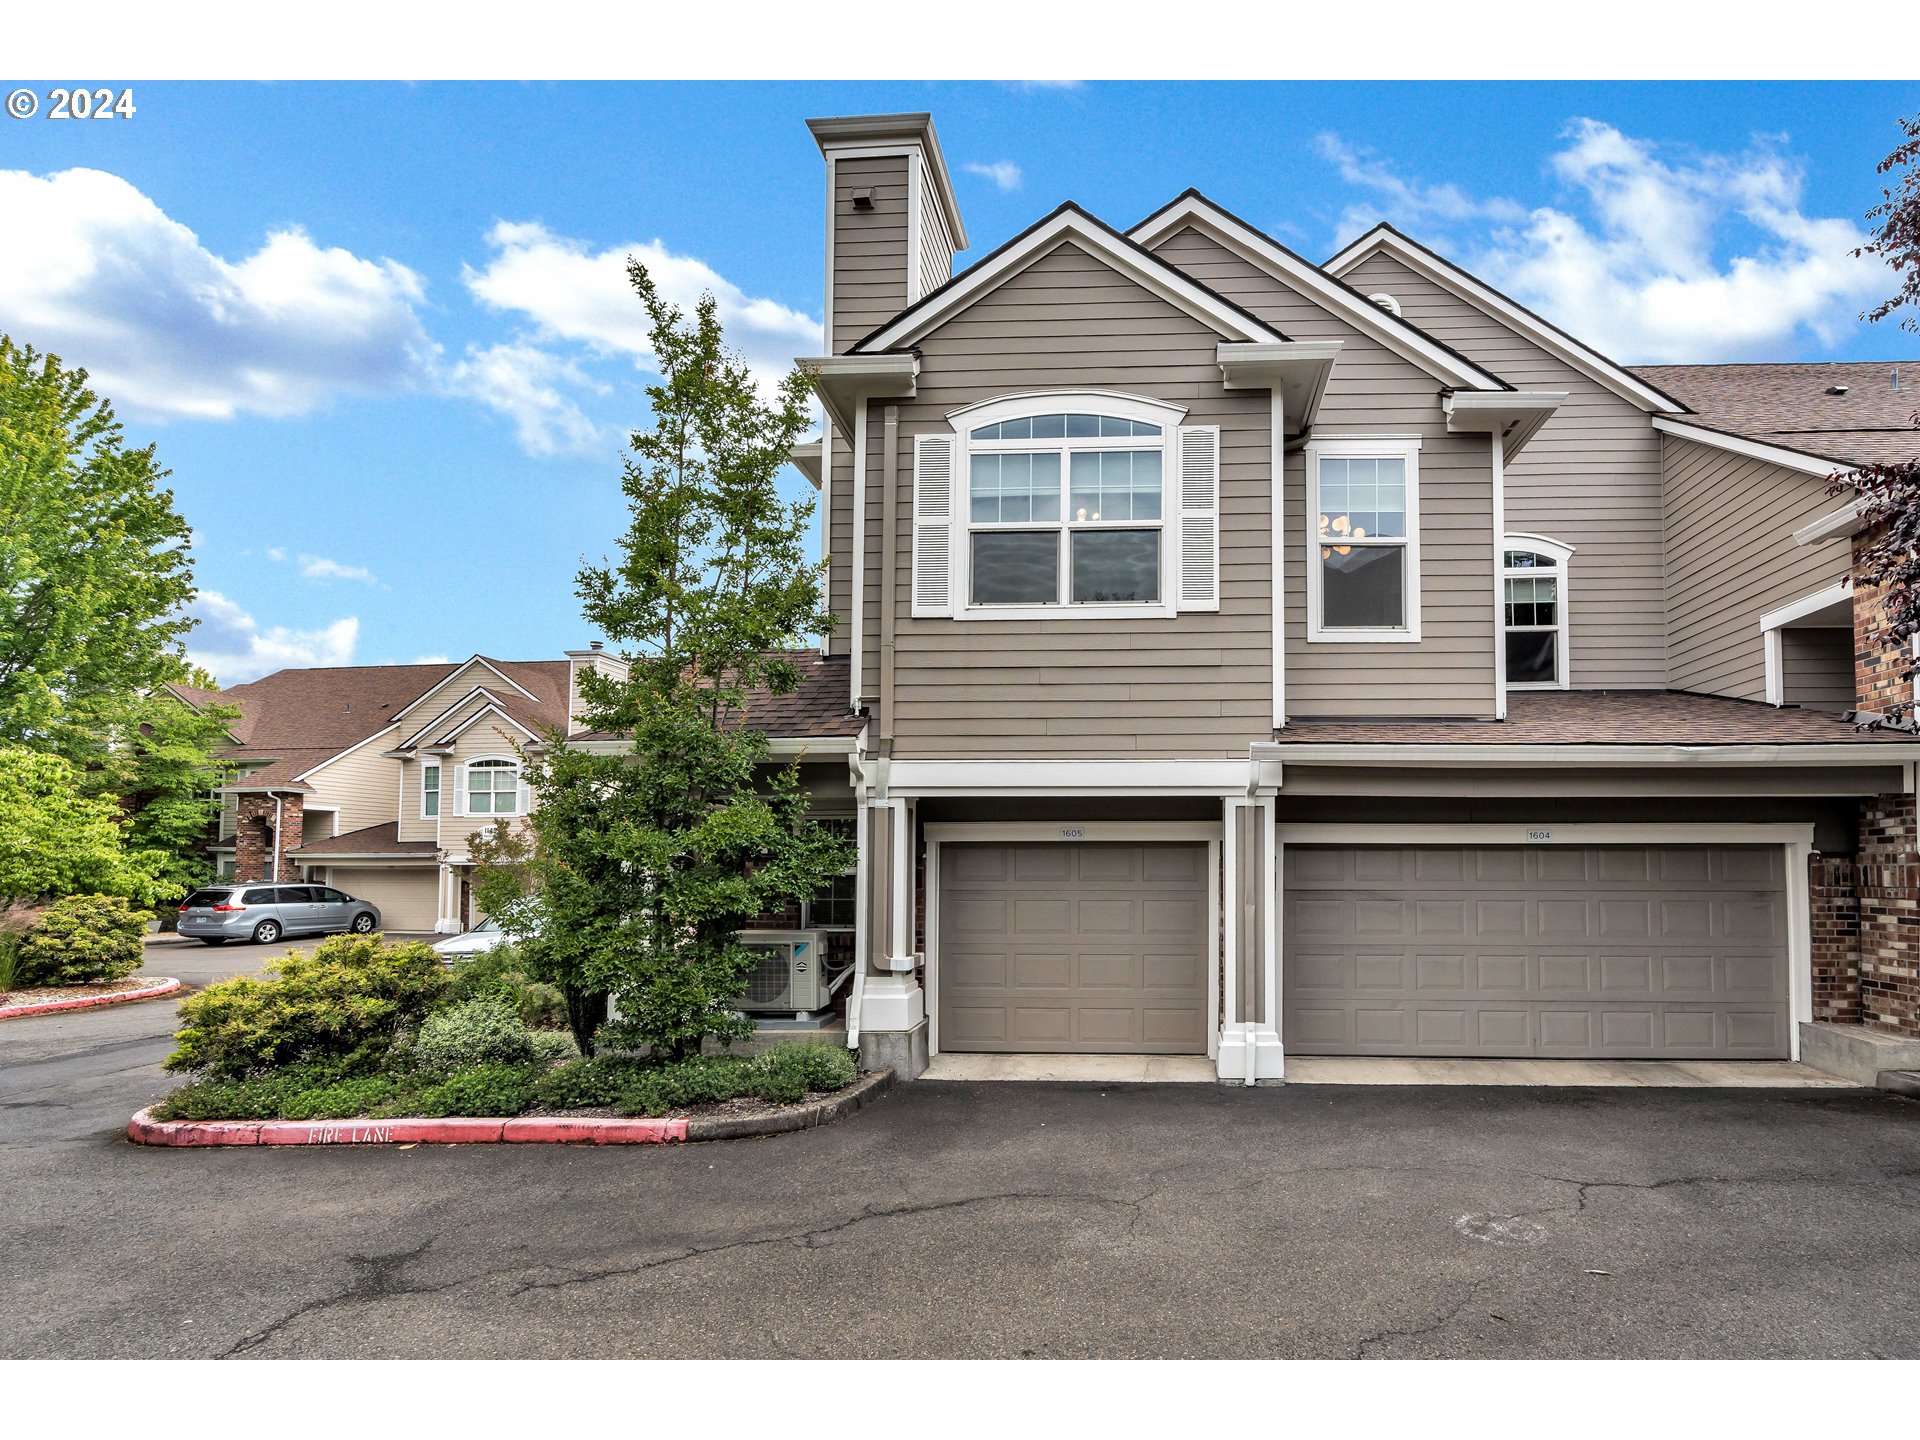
[272,795,284,881]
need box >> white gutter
[1251,741,1920,768]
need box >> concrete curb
[1877,1069,1920,1099]
[1,977,181,1021]
[126,1068,895,1148]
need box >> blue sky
[2,80,1913,682]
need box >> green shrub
[529,1028,579,1064]
[412,996,536,1070]
[18,894,149,986]
[275,1073,405,1121]
[0,930,24,992]
[533,1054,648,1109]
[615,1044,858,1117]
[165,934,449,1078]
[445,945,568,1030]
[402,1063,543,1118]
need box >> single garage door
[1284,845,1789,1059]
[939,842,1209,1054]
[322,866,440,933]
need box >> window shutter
[453,763,466,817]
[911,434,956,617]
[1176,424,1220,611]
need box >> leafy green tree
[0,336,197,763]
[0,747,171,909]
[472,261,851,1059]
[78,691,239,896]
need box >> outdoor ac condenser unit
[735,930,828,1019]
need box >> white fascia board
[1278,821,1816,847]
[1130,199,1505,392]
[887,759,1252,796]
[391,656,538,722]
[1761,581,1852,633]
[1327,228,1686,415]
[437,703,542,747]
[399,687,512,749]
[790,440,824,490]
[1652,416,1856,479]
[1216,342,1342,433]
[289,723,402,784]
[1251,741,1920,767]
[799,353,918,436]
[1794,497,1869,546]
[851,208,1282,356]
[1444,389,1569,461]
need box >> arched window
[462,756,522,816]
[1502,535,1572,689]
[923,390,1209,620]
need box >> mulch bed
[1,976,160,1009]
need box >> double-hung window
[464,757,521,816]
[1502,536,1571,688]
[1305,437,1421,642]
[421,761,440,818]
[967,411,1168,610]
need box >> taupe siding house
[796,113,1920,1083]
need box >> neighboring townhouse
[172,649,861,935]
[796,112,1920,1083]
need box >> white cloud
[297,553,380,585]
[0,168,438,420]
[460,220,821,399]
[1315,133,1527,242]
[444,340,607,458]
[410,653,451,665]
[1321,120,1892,363]
[186,591,358,685]
[264,546,287,562]
[963,161,1024,192]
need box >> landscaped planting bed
[146,933,864,1129]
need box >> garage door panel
[324,867,437,932]
[1284,845,1789,1059]
[939,842,1208,1055]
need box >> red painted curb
[128,1107,689,1147]
[1,978,181,1020]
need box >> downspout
[271,795,284,881]
[880,406,899,745]
[850,397,868,710]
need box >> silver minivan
[176,884,381,946]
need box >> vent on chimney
[590,640,603,651]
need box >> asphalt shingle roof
[1632,361,1920,468]
[287,821,438,857]
[1269,690,1910,747]
[576,653,863,742]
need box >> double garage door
[938,842,1209,1054]
[1283,844,1790,1059]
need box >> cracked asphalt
[4,937,1919,1357]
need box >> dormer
[808,113,968,355]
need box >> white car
[432,918,510,961]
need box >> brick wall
[1857,792,1920,1037]
[1809,852,1861,1024]
[232,792,304,884]
[1853,524,1912,716]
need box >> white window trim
[1760,579,1852,707]
[420,760,441,819]
[458,755,525,819]
[1502,532,1574,691]
[1304,435,1423,643]
[946,391,1190,622]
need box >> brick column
[1857,793,1920,1037]
[1808,853,1861,1024]
[232,792,305,883]
[1853,525,1912,717]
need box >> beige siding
[1781,628,1853,712]
[1341,251,1669,689]
[437,715,536,858]
[1152,227,1497,716]
[1661,434,1850,700]
[830,154,910,352]
[301,729,402,836]
[825,427,852,657]
[919,197,955,301]
[398,759,436,843]
[876,240,1274,757]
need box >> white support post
[1491,432,1508,720]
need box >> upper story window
[911,391,1217,622]
[1502,536,1572,689]
[1305,436,1422,643]
[967,411,1167,609]
[462,757,522,816]
[421,761,440,818]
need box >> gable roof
[1324,222,1688,416]
[1127,190,1511,394]
[1632,361,1920,469]
[848,202,1289,355]
[574,652,863,743]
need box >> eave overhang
[1443,390,1569,462]
[1215,341,1343,434]
[790,440,823,489]
[1251,740,1920,768]
[799,353,920,435]
[1795,496,1870,546]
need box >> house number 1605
[1060,827,1086,840]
